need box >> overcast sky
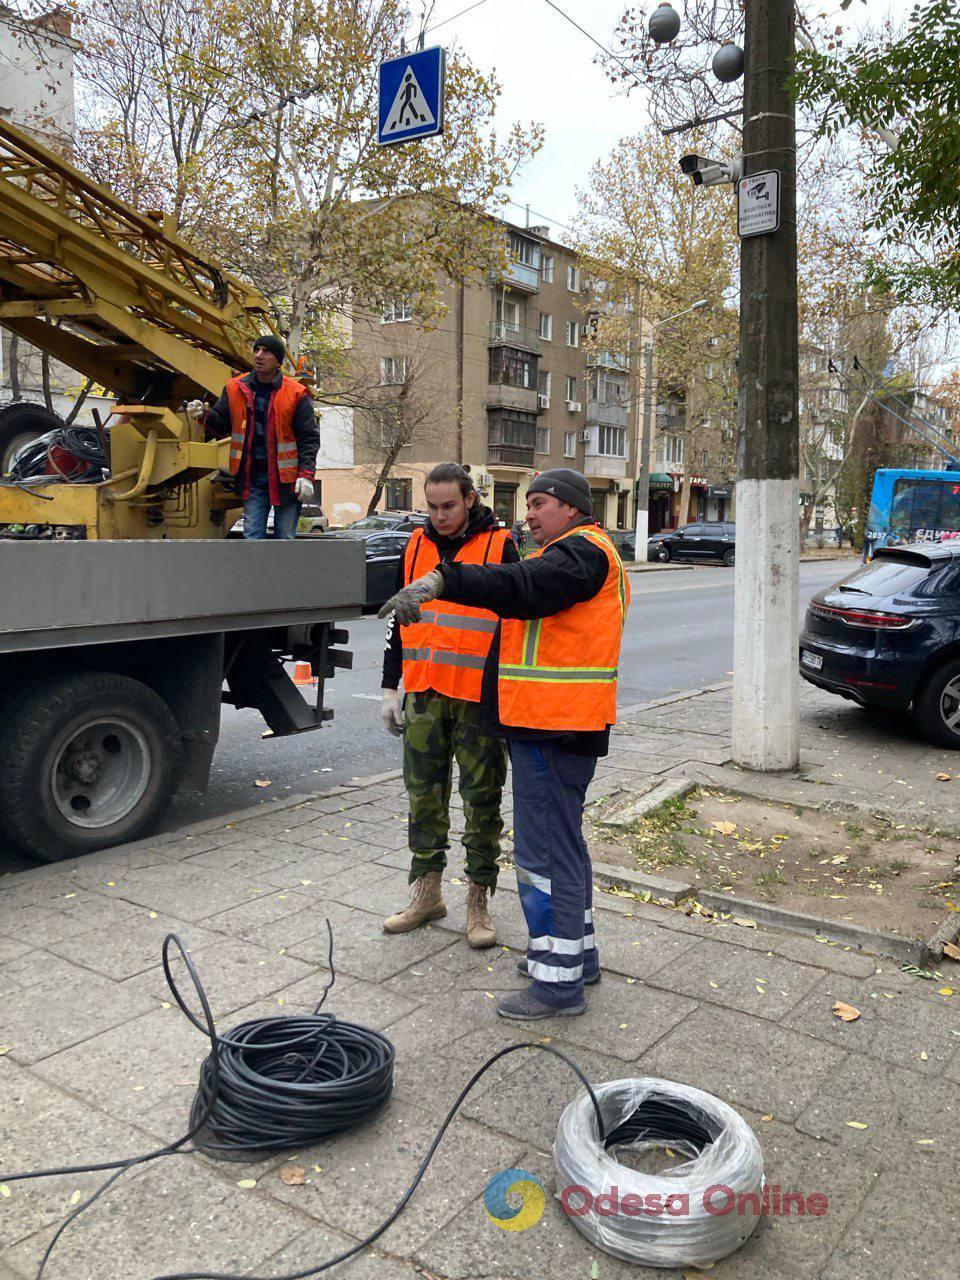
[417,0,919,240]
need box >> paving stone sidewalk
[2,682,959,1280]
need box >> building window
[488,410,537,449]
[565,375,577,404]
[664,433,685,465]
[380,355,409,384]
[509,231,540,268]
[701,449,709,467]
[536,426,550,454]
[567,265,580,292]
[538,369,552,397]
[564,431,576,458]
[381,298,412,323]
[598,425,626,457]
[489,345,537,389]
[566,320,579,348]
[542,254,554,283]
[538,312,553,341]
[591,370,626,405]
[385,477,412,508]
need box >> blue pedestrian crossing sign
[377,46,446,146]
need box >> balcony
[586,398,628,428]
[504,259,540,293]
[489,321,541,354]
[583,452,628,480]
[587,349,628,371]
[487,382,538,413]
[487,412,537,468]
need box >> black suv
[648,521,735,566]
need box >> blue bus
[865,468,960,559]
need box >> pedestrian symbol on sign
[386,67,435,133]
[377,46,446,146]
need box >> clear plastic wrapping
[553,1077,765,1269]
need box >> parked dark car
[799,542,960,747]
[346,510,428,533]
[605,529,636,561]
[319,527,412,609]
[648,521,736,565]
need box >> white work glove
[184,399,206,421]
[377,568,443,624]
[380,688,404,737]
[294,477,314,502]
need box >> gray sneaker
[515,959,601,985]
[497,987,586,1021]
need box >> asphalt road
[0,560,850,869]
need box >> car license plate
[801,649,823,671]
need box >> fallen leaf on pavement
[943,941,960,962]
[761,1114,773,1122]
[845,1121,869,1130]
[254,779,271,788]
[733,917,757,929]
[920,1051,929,1061]
[935,773,952,782]
[832,1001,861,1022]
[712,820,737,836]
[236,1179,257,1189]
[938,987,954,996]
[0,1046,11,1056]
[280,1166,306,1186]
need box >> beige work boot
[466,882,496,949]
[383,871,446,934]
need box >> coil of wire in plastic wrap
[553,1077,764,1270]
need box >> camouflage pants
[403,689,507,888]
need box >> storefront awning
[648,473,674,489]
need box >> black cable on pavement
[0,927,606,1280]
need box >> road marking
[352,693,382,701]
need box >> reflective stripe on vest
[225,375,309,483]
[400,525,511,702]
[497,524,630,732]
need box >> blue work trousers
[243,472,301,540]
[509,740,598,1008]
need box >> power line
[540,0,648,95]
[425,0,494,37]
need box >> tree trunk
[8,334,21,400]
[799,502,814,551]
[41,352,54,412]
[64,377,95,427]
[677,472,692,525]
[367,440,404,516]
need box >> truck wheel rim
[2,430,43,474]
[52,717,152,829]
[940,679,960,734]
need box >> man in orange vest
[194,335,318,539]
[380,468,629,1020]
[380,463,518,947]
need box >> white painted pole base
[634,508,650,562]
[732,477,800,771]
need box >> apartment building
[318,221,645,529]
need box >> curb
[618,681,732,720]
[624,563,695,573]
[591,859,693,905]
[598,777,696,828]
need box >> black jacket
[381,503,519,689]
[439,517,613,756]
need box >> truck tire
[913,658,960,749]
[0,402,64,475]
[0,672,182,861]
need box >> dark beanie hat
[527,467,593,515]
[253,334,286,363]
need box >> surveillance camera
[679,153,743,187]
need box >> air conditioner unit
[537,393,551,410]
[567,400,583,413]
[475,471,493,489]
[578,429,591,443]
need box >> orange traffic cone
[292,661,316,686]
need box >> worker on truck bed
[189,335,318,540]
[380,462,519,949]
[379,468,629,1021]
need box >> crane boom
[0,115,275,402]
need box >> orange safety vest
[225,375,309,483]
[498,524,629,732]
[401,525,512,703]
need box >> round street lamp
[648,3,681,44]
[712,42,745,83]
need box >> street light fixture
[634,299,710,562]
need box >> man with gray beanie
[191,335,319,539]
[379,468,629,1021]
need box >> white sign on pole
[737,170,780,238]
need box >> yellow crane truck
[0,117,364,862]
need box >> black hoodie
[381,503,519,690]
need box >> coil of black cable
[189,1013,395,1154]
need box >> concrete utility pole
[731,0,800,770]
